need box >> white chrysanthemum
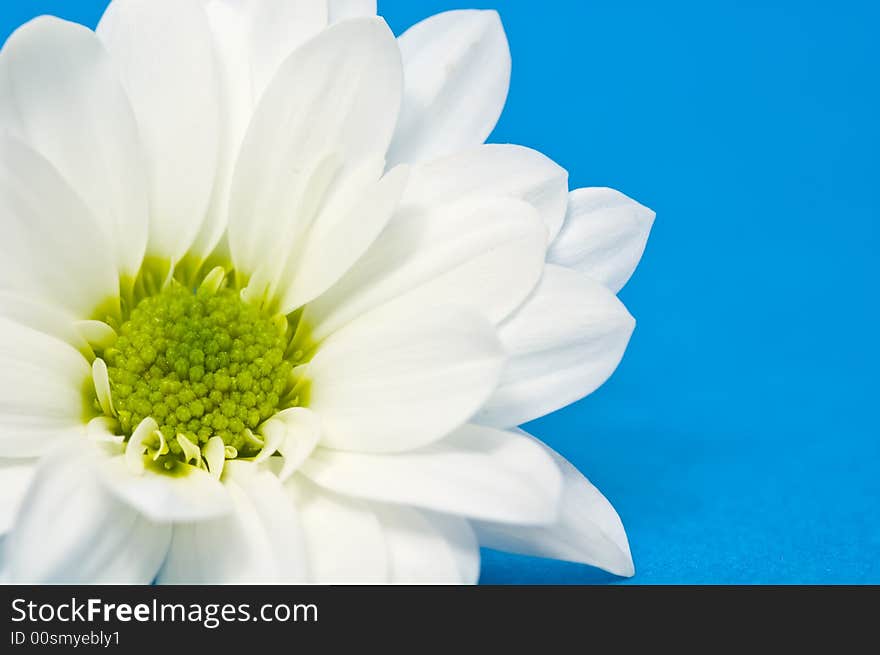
[0,0,653,584]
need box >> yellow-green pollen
[95,277,307,469]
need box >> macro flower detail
[0,0,653,584]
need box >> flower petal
[473,433,634,577]
[304,196,547,338]
[3,447,171,583]
[157,470,308,584]
[305,301,503,453]
[477,265,635,428]
[98,0,222,261]
[203,0,329,105]
[0,136,119,319]
[373,505,480,584]
[223,0,328,101]
[276,164,409,313]
[426,512,481,584]
[228,17,402,288]
[258,407,321,481]
[96,456,232,523]
[0,292,90,357]
[404,144,570,242]
[388,10,510,166]
[0,459,36,536]
[285,474,388,583]
[328,0,376,22]
[192,0,331,259]
[0,16,148,278]
[0,317,91,458]
[548,187,655,293]
[300,424,563,525]
[192,1,254,261]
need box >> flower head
[0,0,653,583]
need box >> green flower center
[102,282,295,463]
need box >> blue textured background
[3,1,878,583]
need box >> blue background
[3,1,878,583]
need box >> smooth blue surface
[3,1,878,584]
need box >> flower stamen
[89,268,309,474]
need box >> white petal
[0,16,148,278]
[0,136,120,319]
[427,512,481,584]
[259,408,321,481]
[176,432,202,466]
[92,358,116,418]
[304,196,547,339]
[204,436,227,479]
[191,1,254,261]
[205,0,328,104]
[300,424,563,525]
[95,451,232,522]
[388,10,510,165]
[0,459,36,535]
[328,0,375,22]
[4,447,171,583]
[0,317,91,458]
[473,433,634,577]
[230,0,328,100]
[374,505,479,584]
[191,0,331,259]
[548,187,655,293]
[228,17,402,288]
[98,0,222,261]
[158,471,308,584]
[253,418,284,463]
[286,474,387,583]
[477,265,635,428]
[238,151,343,307]
[0,51,20,131]
[404,144,570,241]
[0,292,89,356]
[276,164,409,313]
[305,301,503,453]
[75,320,117,351]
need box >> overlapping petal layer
[478,265,636,428]
[3,447,171,584]
[472,433,634,577]
[0,16,148,279]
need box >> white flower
[0,0,653,584]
